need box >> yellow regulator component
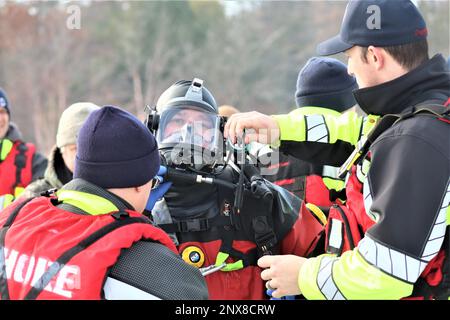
[181,246,205,268]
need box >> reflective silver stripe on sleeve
[103,277,162,300]
[359,180,449,283]
[305,115,328,143]
[358,236,428,284]
[316,256,346,300]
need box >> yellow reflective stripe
[273,108,363,147]
[56,189,119,215]
[215,252,244,271]
[298,254,336,300]
[327,111,363,146]
[447,206,449,226]
[305,203,327,226]
[332,249,413,299]
[0,139,13,161]
[322,177,345,192]
[0,194,15,209]
[14,187,25,198]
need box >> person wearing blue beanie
[74,105,160,190]
[0,87,10,117]
[0,105,208,300]
[295,57,357,112]
[262,57,357,219]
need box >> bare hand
[258,255,306,298]
[224,111,280,145]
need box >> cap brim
[316,35,353,56]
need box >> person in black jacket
[224,0,450,299]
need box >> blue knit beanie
[74,106,160,189]
[295,57,357,112]
[0,88,10,115]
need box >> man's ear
[367,46,385,70]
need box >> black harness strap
[13,143,28,191]
[339,103,449,179]
[218,231,259,268]
[252,216,278,256]
[367,103,449,154]
[0,197,36,300]
[329,188,347,203]
[24,214,150,300]
[159,215,232,233]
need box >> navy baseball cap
[317,0,427,56]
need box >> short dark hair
[360,40,429,70]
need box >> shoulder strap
[13,142,28,190]
[158,215,232,234]
[0,197,36,300]
[24,214,150,300]
[338,100,449,179]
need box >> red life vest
[325,162,450,299]
[0,197,177,300]
[0,141,35,196]
[325,165,373,254]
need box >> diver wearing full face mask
[145,78,326,300]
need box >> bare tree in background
[0,0,448,155]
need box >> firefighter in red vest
[0,105,208,300]
[0,88,47,206]
[225,0,449,300]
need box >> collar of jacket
[44,145,73,189]
[353,54,450,116]
[0,138,13,161]
[57,178,135,215]
[5,122,23,141]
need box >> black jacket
[355,54,450,264]
[277,54,449,293]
